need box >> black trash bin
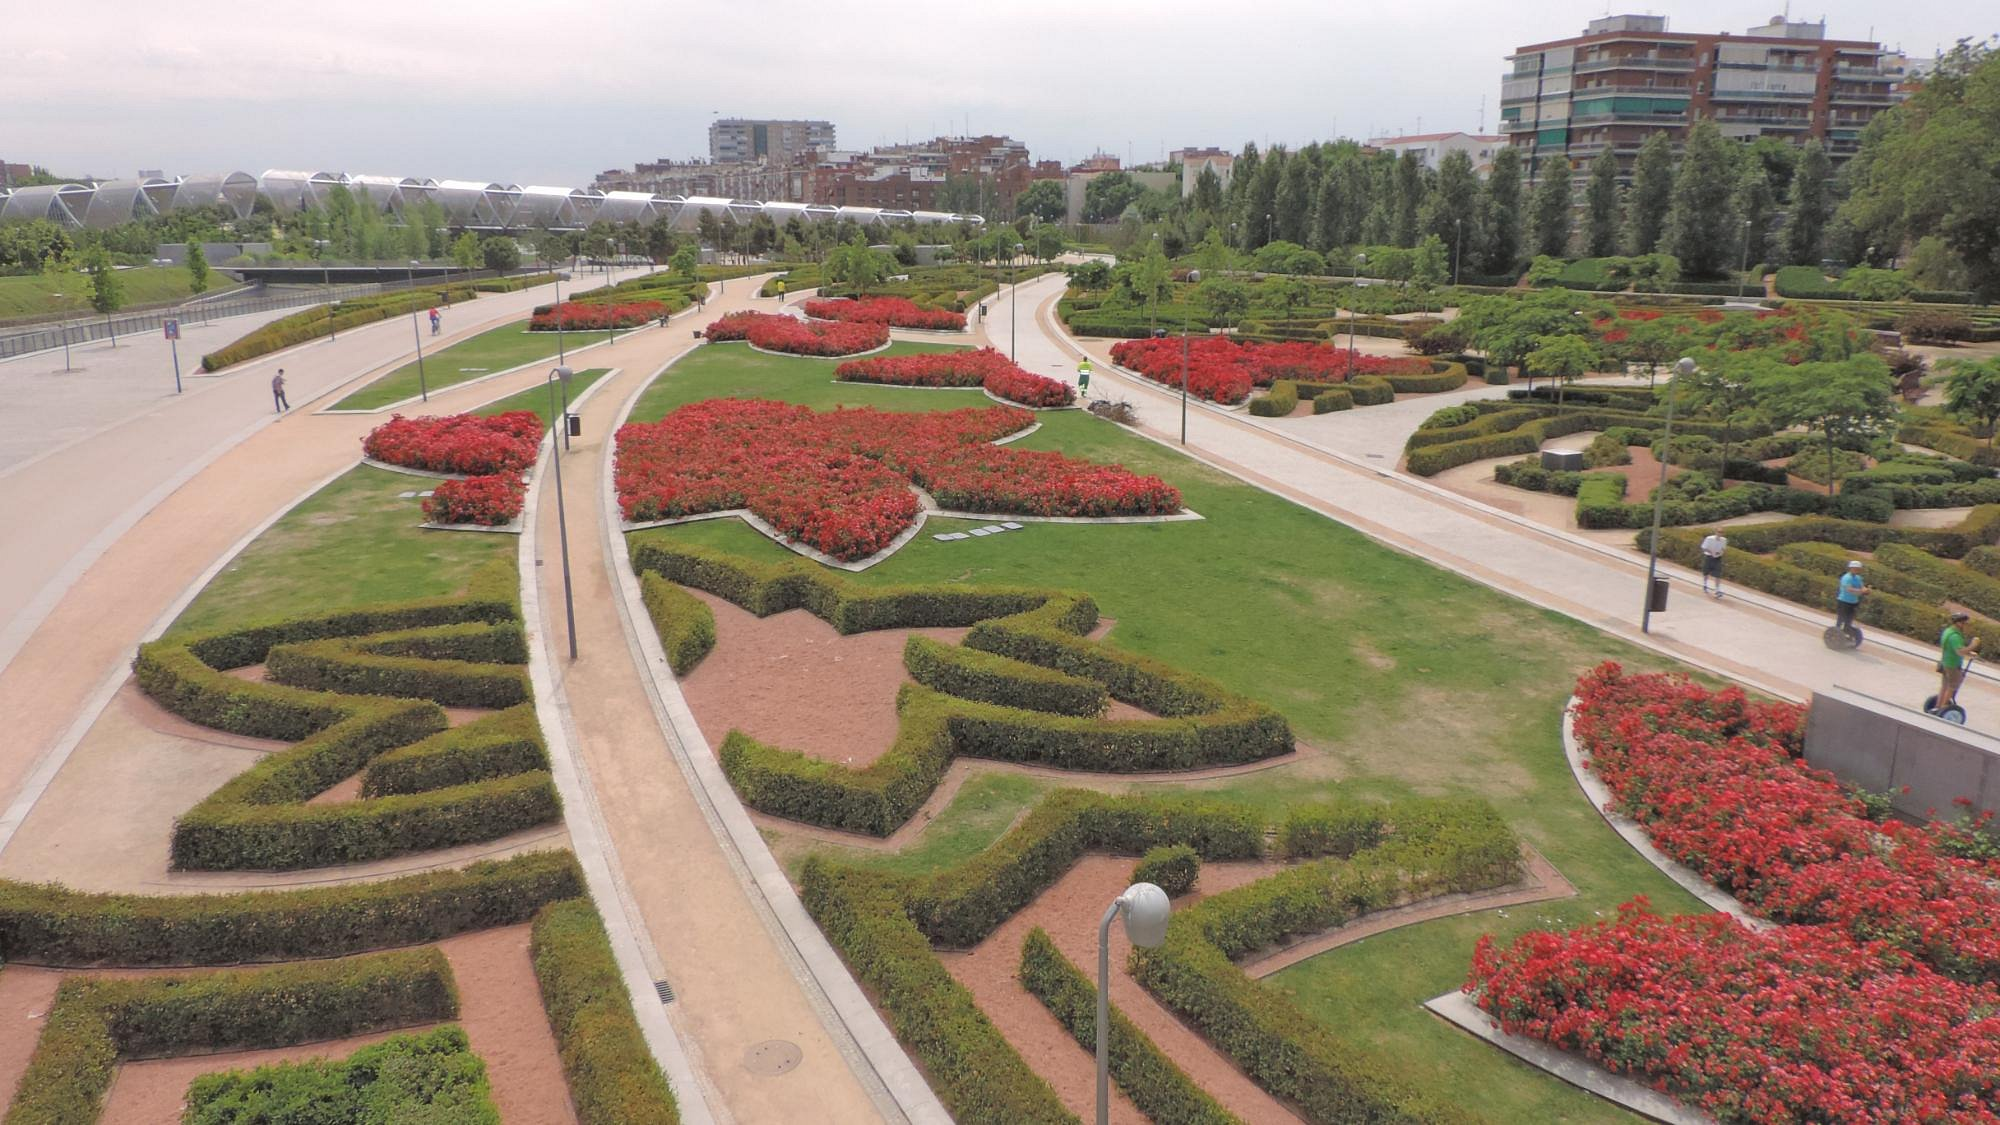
[1648,576,1669,612]
[566,414,582,438]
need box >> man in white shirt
[1699,532,1727,598]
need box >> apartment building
[708,119,837,165]
[795,135,1054,213]
[595,158,792,201]
[1502,14,1908,181]
[1171,147,1235,196]
[1365,132,1510,175]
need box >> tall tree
[1391,151,1424,248]
[1227,141,1260,216]
[1419,150,1481,279]
[1311,163,1345,252]
[1751,354,1894,493]
[1481,147,1525,274]
[1622,132,1675,255]
[1014,179,1066,223]
[1945,359,2000,448]
[1583,149,1622,257]
[1274,155,1315,246]
[1528,161,1573,259]
[1243,148,1283,249]
[1783,138,1833,266]
[1663,119,1740,278]
[1733,162,1777,276]
[184,242,210,296]
[84,244,123,344]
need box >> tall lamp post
[1096,883,1170,1125]
[546,365,579,660]
[1010,241,1024,361]
[552,271,570,366]
[1346,253,1366,380]
[406,260,428,401]
[1453,217,1464,288]
[1641,356,1697,634]
[1180,270,1199,444]
[313,240,337,341]
[1739,219,1752,302]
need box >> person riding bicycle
[1835,561,1869,636]
[1938,611,1980,713]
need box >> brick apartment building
[796,135,1058,213]
[1502,14,1911,181]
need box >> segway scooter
[1924,652,1975,725]
[1823,619,1864,650]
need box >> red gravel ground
[0,925,574,1123]
[939,853,1303,1124]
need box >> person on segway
[1934,611,1980,718]
[1833,561,1869,644]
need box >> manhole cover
[743,1039,802,1077]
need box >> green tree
[1752,354,1894,493]
[1480,147,1524,274]
[1783,138,1833,266]
[1583,149,1622,258]
[1189,165,1225,216]
[1411,234,1449,291]
[1261,275,1313,321]
[1244,149,1283,248]
[480,237,520,272]
[1133,239,1172,327]
[1419,151,1480,278]
[1663,119,1740,278]
[1030,224,1064,262]
[1014,179,1065,224]
[1524,333,1600,407]
[1391,151,1424,248]
[1944,359,2000,447]
[1622,132,1675,255]
[1274,155,1315,246]
[1733,163,1776,277]
[1195,276,1250,329]
[1528,162,1573,259]
[670,244,700,277]
[826,241,886,292]
[85,244,123,316]
[184,242,210,296]
[1620,317,1685,387]
[1525,255,1566,286]
[1838,265,1912,300]
[1083,171,1145,223]
[451,231,482,271]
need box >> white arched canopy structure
[167,173,259,219]
[258,170,347,213]
[596,190,661,225]
[78,179,163,229]
[0,183,92,226]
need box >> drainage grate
[654,979,676,1004]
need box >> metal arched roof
[258,170,346,213]
[597,190,661,224]
[0,183,92,225]
[79,179,165,229]
[167,173,259,219]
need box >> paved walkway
[990,272,1998,734]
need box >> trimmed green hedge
[364,703,549,796]
[4,947,459,1124]
[637,542,1290,836]
[1248,381,1298,416]
[1133,843,1201,896]
[0,850,582,967]
[1406,404,1760,477]
[640,572,716,675]
[532,899,681,1125]
[1130,800,1516,1125]
[904,635,1107,717]
[1277,799,1388,859]
[801,858,1076,1124]
[200,281,502,372]
[134,568,559,870]
[1019,928,1240,1124]
[185,1026,498,1122]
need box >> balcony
[1713,113,1812,129]
[1708,87,1815,101]
[1828,91,1897,105]
[1574,55,1696,73]
[1569,110,1688,126]
[1570,83,1693,96]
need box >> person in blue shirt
[1835,561,1869,635]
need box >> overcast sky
[3,1,1986,187]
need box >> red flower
[1107,336,1430,404]
[529,300,668,331]
[835,348,1074,408]
[705,312,887,356]
[803,296,966,331]
[363,411,542,476]
[423,473,526,525]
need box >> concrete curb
[517,424,722,1125]
[600,353,951,1125]
[1424,992,1717,1125]
[1560,695,1772,929]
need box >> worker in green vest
[1077,358,1092,399]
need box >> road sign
[163,319,180,340]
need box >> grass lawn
[473,367,609,427]
[0,266,244,320]
[170,464,512,637]
[628,340,971,422]
[333,320,617,411]
[631,340,1702,1122]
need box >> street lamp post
[1642,356,1696,634]
[1010,241,1024,361]
[552,271,570,366]
[546,365,579,660]
[1453,217,1464,287]
[1096,883,1170,1125]
[1181,270,1199,444]
[1740,219,1752,302]
[407,260,428,401]
[313,240,337,341]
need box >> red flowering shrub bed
[835,348,1074,408]
[1463,662,2000,1122]
[803,296,966,331]
[423,474,526,526]
[615,399,1178,560]
[1108,336,1431,404]
[704,311,887,356]
[528,300,667,331]
[363,411,542,476]
[1471,901,2000,1124]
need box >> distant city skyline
[2,0,1984,187]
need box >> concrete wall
[1804,686,2000,821]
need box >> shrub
[364,704,549,797]
[1899,309,1975,344]
[532,900,681,1125]
[904,635,1106,717]
[1773,265,1842,299]
[530,300,669,331]
[1277,799,1387,858]
[640,572,716,675]
[1133,843,1201,896]
[363,410,542,476]
[201,283,492,371]
[1248,380,1298,416]
[836,348,1072,407]
[424,473,527,525]
[1312,386,1354,412]
[0,850,582,966]
[1346,375,1394,406]
[1420,404,1480,430]
[803,295,966,330]
[186,1027,498,1123]
[5,948,459,1123]
[1018,929,1239,1125]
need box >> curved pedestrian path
[991,271,1994,733]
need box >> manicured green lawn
[631,340,1698,1121]
[333,320,617,410]
[0,266,244,319]
[628,340,970,422]
[170,465,512,637]
[473,368,609,427]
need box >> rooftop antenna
[1479,96,1486,133]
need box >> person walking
[1077,357,1092,399]
[1699,532,1727,598]
[271,369,290,413]
[428,307,441,336]
[1835,561,1869,636]
[775,279,786,303]
[1938,611,1980,713]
